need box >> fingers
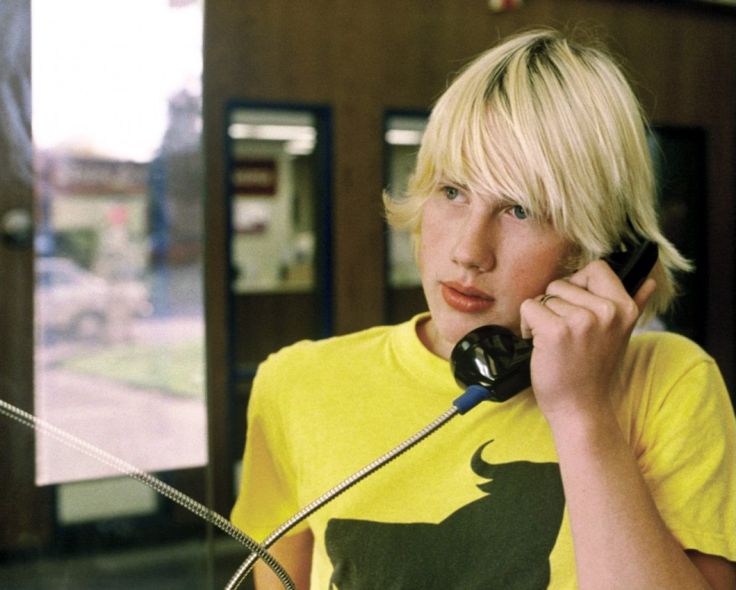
[519,261,658,339]
[560,260,631,303]
[546,279,629,333]
[565,259,656,305]
[549,260,656,317]
[520,290,595,340]
[518,259,659,415]
[520,293,568,339]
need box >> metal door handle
[1,207,33,248]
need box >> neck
[415,316,453,360]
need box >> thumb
[633,277,657,313]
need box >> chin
[443,311,519,344]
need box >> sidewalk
[35,315,207,485]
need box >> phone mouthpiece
[450,325,533,404]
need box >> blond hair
[385,28,690,320]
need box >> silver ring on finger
[539,293,558,307]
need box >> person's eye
[442,185,461,201]
[510,204,528,220]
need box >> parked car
[36,257,153,341]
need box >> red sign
[231,159,277,196]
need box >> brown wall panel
[232,293,318,368]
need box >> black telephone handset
[450,236,659,403]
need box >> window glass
[384,114,426,288]
[33,0,206,487]
[228,108,318,294]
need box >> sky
[32,0,202,162]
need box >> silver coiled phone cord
[0,398,296,590]
[225,405,460,590]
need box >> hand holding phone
[451,237,658,404]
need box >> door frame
[0,0,212,557]
[0,0,53,553]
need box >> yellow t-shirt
[231,314,736,589]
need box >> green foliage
[59,341,205,398]
[54,229,99,269]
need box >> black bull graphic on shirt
[325,441,565,589]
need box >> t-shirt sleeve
[230,353,309,542]
[636,336,736,560]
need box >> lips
[440,282,494,313]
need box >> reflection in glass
[228,109,318,293]
[385,114,426,288]
[32,0,206,487]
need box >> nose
[451,214,496,273]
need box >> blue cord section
[453,384,492,414]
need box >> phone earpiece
[605,238,658,296]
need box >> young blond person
[232,29,736,589]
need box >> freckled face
[417,183,571,359]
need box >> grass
[59,341,205,398]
